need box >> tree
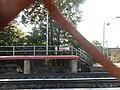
[91,40,103,52]
[19,0,84,46]
[19,0,85,68]
[20,0,84,25]
[26,26,46,45]
[48,0,84,47]
[0,23,26,66]
[0,23,26,46]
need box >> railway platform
[0,46,92,74]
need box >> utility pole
[46,11,49,55]
[103,22,105,54]
[103,22,110,55]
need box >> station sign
[59,46,70,51]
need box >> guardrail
[74,47,92,65]
[0,46,92,64]
[0,46,77,56]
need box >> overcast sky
[77,0,120,48]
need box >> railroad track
[0,77,118,83]
[0,72,120,89]
[0,72,114,79]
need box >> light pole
[103,22,105,54]
[103,22,110,55]
[46,11,49,55]
[105,40,109,58]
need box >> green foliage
[92,40,102,46]
[0,23,26,46]
[26,26,46,45]
[21,0,84,25]
[91,40,103,52]
[20,0,85,48]
[21,2,46,25]
[19,1,86,66]
[54,0,83,26]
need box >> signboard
[59,46,70,51]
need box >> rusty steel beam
[41,0,120,80]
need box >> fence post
[33,46,35,56]
[13,46,15,56]
[55,46,57,55]
[71,47,73,55]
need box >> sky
[77,0,120,48]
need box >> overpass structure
[0,46,92,74]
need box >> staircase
[92,63,107,72]
[72,47,93,65]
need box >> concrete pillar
[70,60,77,73]
[24,60,31,74]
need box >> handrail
[72,47,93,65]
[0,46,92,64]
[0,46,77,56]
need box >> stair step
[92,64,107,72]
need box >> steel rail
[0,72,113,78]
[14,88,120,90]
[0,77,118,83]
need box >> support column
[70,60,77,73]
[24,60,31,74]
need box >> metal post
[106,41,109,58]
[46,11,49,55]
[103,22,110,55]
[13,46,15,56]
[55,46,57,55]
[71,47,73,55]
[33,46,35,56]
[103,22,105,55]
